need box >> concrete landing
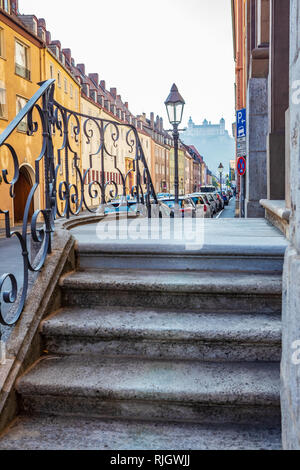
[71,218,288,250]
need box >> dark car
[221,191,229,206]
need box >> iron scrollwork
[0,79,157,329]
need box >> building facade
[1,0,214,227]
[232,0,300,448]
[0,3,44,227]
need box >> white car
[188,194,213,218]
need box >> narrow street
[216,197,236,219]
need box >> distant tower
[220,118,225,135]
[203,119,208,126]
[188,116,194,129]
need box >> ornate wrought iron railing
[0,79,157,330]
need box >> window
[64,78,68,93]
[15,41,30,80]
[16,95,29,132]
[49,63,54,79]
[70,83,73,98]
[57,71,61,87]
[0,81,7,119]
[0,27,4,58]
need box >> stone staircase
[0,223,285,450]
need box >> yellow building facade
[42,47,81,215]
[0,7,44,227]
[0,6,83,226]
[79,93,154,207]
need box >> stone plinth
[245,78,268,218]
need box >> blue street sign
[236,108,246,138]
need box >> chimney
[125,102,129,109]
[150,112,154,129]
[62,49,72,64]
[77,63,86,75]
[38,18,46,28]
[89,73,99,86]
[156,115,160,130]
[100,80,106,90]
[110,88,117,99]
[160,117,163,132]
[46,31,51,45]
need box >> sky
[20,0,236,135]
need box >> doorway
[13,165,34,224]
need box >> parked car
[205,193,218,215]
[149,199,175,218]
[220,191,229,206]
[199,193,215,218]
[105,198,176,219]
[188,193,212,218]
[104,199,140,215]
[160,196,197,218]
[210,193,222,212]
[215,193,225,210]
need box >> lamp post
[218,163,224,191]
[165,84,185,204]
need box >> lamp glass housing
[166,101,184,126]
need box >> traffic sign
[236,109,246,138]
[237,156,246,176]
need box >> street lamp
[218,163,224,191]
[165,84,185,204]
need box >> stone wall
[281,0,300,449]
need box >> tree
[212,176,219,189]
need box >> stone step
[0,414,282,450]
[41,307,282,362]
[73,217,288,274]
[17,355,280,426]
[76,242,286,274]
[60,269,283,314]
